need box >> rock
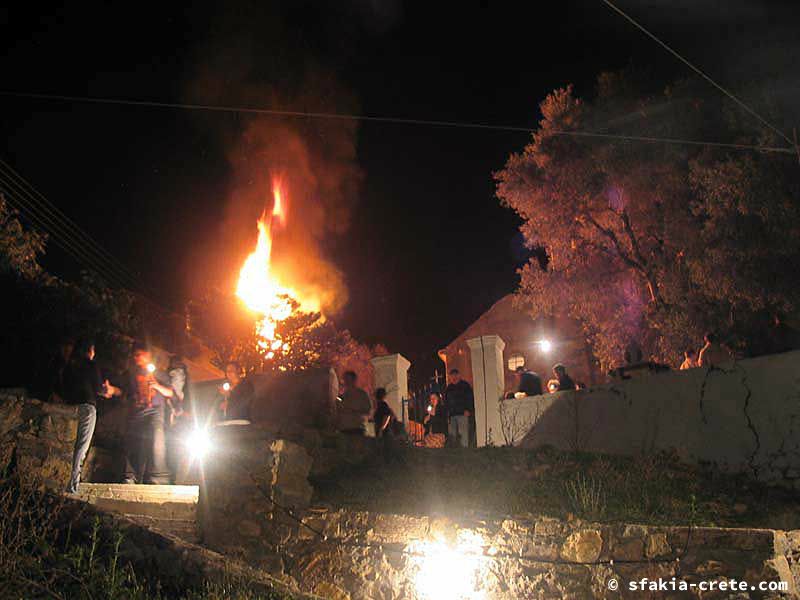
[645,532,672,558]
[368,514,428,544]
[313,582,350,600]
[561,529,603,563]
[613,536,644,561]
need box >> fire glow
[235,179,319,357]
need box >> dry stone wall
[0,389,77,490]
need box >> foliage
[313,446,800,529]
[0,197,168,387]
[0,195,47,280]
[564,472,606,521]
[189,287,386,390]
[0,475,293,599]
[495,73,800,370]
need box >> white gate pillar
[467,335,506,447]
[370,354,411,421]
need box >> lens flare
[407,530,487,600]
[185,428,212,461]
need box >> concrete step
[75,483,200,543]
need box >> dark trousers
[123,406,169,484]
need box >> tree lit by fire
[235,179,320,360]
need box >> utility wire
[601,0,795,148]
[0,174,136,290]
[0,165,183,321]
[0,175,134,290]
[0,90,794,155]
[0,159,143,286]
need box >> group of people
[57,340,261,494]
[680,332,731,370]
[336,369,477,450]
[56,340,189,493]
[509,363,579,398]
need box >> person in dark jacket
[218,361,255,421]
[64,338,118,493]
[515,366,543,396]
[553,363,577,392]
[122,345,174,484]
[443,369,474,448]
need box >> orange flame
[236,178,318,358]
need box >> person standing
[64,338,118,493]
[552,363,577,391]
[680,348,698,370]
[422,391,447,448]
[122,345,173,485]
[443,369,474,448]
[218,361,255,421]
[373,387,403,463]
[515,366,543,396]
[698,332,731,368]
[337,371,372,435]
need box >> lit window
[508,353,525,371]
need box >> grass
[311,445,800,529]
[0,474,296,600]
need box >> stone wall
[201,500,800,599]
[0,389,77,490]
[195,424,800,598]
[489,351,800,483]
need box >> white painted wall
[493,350,800,483]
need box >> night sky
[2,1,799,382]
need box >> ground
[311,445,800,529]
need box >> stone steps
[75,483,200,543]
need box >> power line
[0,90,794,155]
[600,0,796,148]
[0,163,183,321]
[0,166,140,289]
[0,175,134,290]
[0,160,143,288]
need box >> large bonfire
[235,178,320,360]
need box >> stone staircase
[74,483,200,543]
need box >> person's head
[704,332,716,345]
[448,369,461,384]
[342,370,357,389]
[429,391,440,407]
[553,363,567,378]
[375,387,387,402]
[225,361,243,385]
[132,344,152,369]
[74,338,95,361]
[684,348,696,360]
[515,365,525,381]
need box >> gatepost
[370,353,411,424]
[467,335,505,447]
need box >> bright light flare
[538,339,553,353]
[222,382,231,392]
[408,530,487,600]
[185,428,212,461]
[146,362,156,374]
